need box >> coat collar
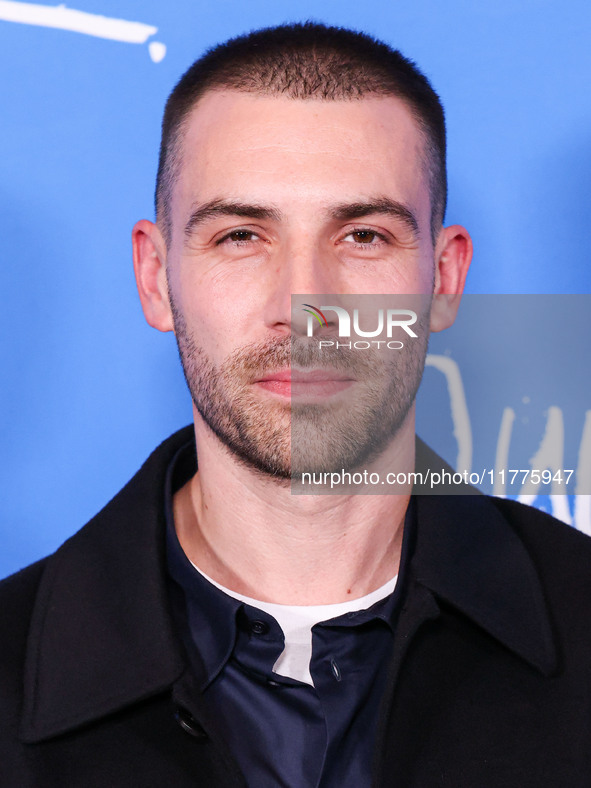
[20,428,557,743]
[412,438,557,676]
[412,494,557,676]
[19,426,195,743]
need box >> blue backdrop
[1,1,590,578]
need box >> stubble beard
[170,298,430,482]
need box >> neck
[173,408,415,605]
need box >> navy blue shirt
[166,442,412,787]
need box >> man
[2,22,591,787]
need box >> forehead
[173,90,428,219]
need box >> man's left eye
[343,229,385,245]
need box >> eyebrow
[184,200,281,238]
[183,196,419,239]
[330,198,419,237]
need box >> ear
[132,220,174,332]
[430,224,473,333]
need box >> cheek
[171,266,263,358]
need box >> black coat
[2,426,591,787]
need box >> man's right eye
[217,229,259,245]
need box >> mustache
[223,335,389,380]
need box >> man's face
[163,91,437,479]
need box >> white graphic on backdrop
[0,0,166,61]
[428,354,591,534]
[425,355,472,474]
[516,406,571,525]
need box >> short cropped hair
[155,22,447,244]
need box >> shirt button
[330,658,342,681]
[250,619,270,635]
[174,707,208,741]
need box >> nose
[261,240,340,337]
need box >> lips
[254,368,355,398]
